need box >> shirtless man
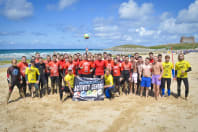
[137,56,143,93]
[139,57,152,98]
[131,59,138,95]
[152,56,163,100]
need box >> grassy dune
[109,43,198,50]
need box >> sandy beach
[0,53,198,132]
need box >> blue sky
[0,0,198,49]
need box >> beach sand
[0,53,198,132]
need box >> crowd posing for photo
[6,50,192,104]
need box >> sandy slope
[0,53,198,132]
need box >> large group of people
[6,50,192,104]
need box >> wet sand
[0,53,198,132]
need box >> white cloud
[177,0,198,23]
[159,18,198,34]
[94,25,118,32]
[118,0,153,20]
[2,0,33,20]
[58,0,77,10]
[135,27,156,36]
[47,0,77,11]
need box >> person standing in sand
[17,56,28,97]
[158,54,163,96]
[175,53,192,100]
[152,56,163,100]
[7,59,24,104]
[139,57,152,98]
[161,55,174,97]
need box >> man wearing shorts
[131,59,138,95]
[7,59,23,104]
[25,59,40,98]
[139,57,152,98]
[152,56,163,100]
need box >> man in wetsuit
[17,56,28,97]
[112,58,121,95]
[79,54,93,78]
[161,55,174,97]
[120,56,132,95]
[36,57,48,97]
[48,55,60,94]
[7,59,23,104]
[44,55,51,89]
[93,53,106,79]
[58,54,66,88]
[175,53,192,100]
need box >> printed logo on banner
[73,76,104,101]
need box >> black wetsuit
[7,66,21,92]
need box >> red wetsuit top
[35,59,39,64]
[121,62,132,76]
[94,60,106,76]
[150,58,154,64]
[58,60,66,71]
[79,60,92,75]
[17,62,28,77]
[112,63,121,77]
[48,61,59,77]
[105,60,114,71]
[64,61,77,75]
[44,60,51,73]
[78,60,83,75]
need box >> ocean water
[0,49,107,61]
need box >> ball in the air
[84,34,89,39]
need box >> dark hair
[103,52,107,55]
[165,55,170,59]
[138,56,142,58]
[134,53,138,55]
[146,57,150,60]
[98,53,102,56]
[149,52,153,55]
[22,56,26,58]
[108,54,112,57]
[11,59,17,63]
[53,54,57,57]
[158,54,162,57]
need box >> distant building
[180,36,195,43]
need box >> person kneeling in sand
[139,57,152,98]
[152,56,163,100]
[60,67,74,102]
[104,69,115,99]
